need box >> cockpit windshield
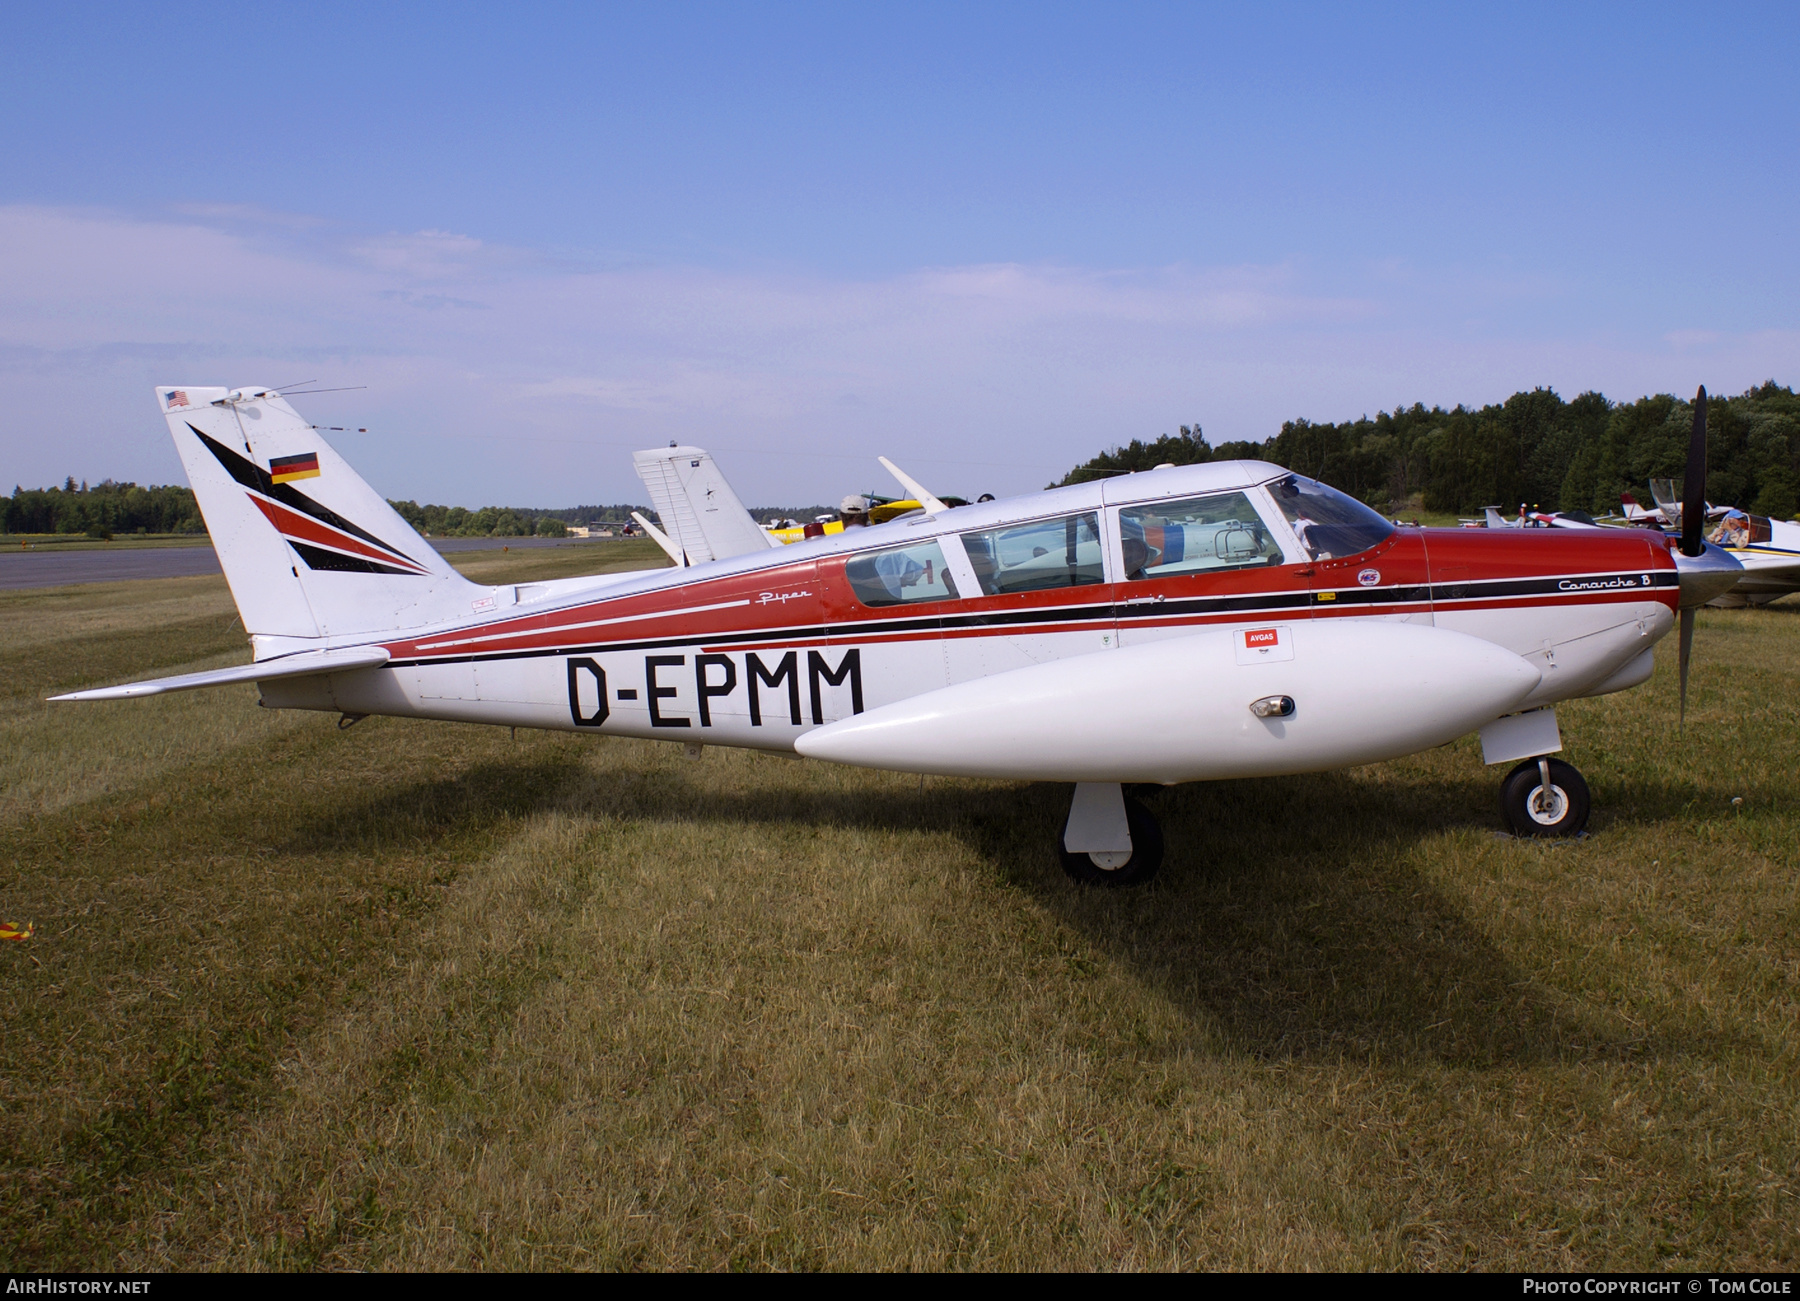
[1266,474,1394,561]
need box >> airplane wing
[631,446,777,565]
[1733,547,1800,589]
[50,646,391,701]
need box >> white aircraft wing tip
[878,456,949,515]
[48,647,392,702]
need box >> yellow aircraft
[765,492,975,544]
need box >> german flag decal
[193,428,432,576]
[270,452,321,484]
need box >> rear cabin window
[960,512,1105,596]
[1118,491,1285,580]
[845,540,959,607]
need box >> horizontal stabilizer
[50,646,391,702]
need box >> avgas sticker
[1236,624,1295,665]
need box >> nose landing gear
[1499,756,1590,837]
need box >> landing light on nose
[1250,695,1296,718]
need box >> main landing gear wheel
[1499,757,1590,838]
[1058,795,1164,887]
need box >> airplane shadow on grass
[651,759,1760,1069]
[957,771,1642,1069]
[284,744,1752,1071]
[278,752,589,856]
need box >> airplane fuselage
[259,461,1679,777]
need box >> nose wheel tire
[1499,758,1590,838]
[1058,796,1164,886]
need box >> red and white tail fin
[159,386,480,645]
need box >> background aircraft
[1477,505,1605,531]
[1620,482,1800,607]
[1469,486,1797,608]
[51,385,1741,885]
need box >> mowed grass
[1,558,1795,1271]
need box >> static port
[1249,695,1295,719]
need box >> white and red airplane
[51,385,1742,884]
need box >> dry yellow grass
[1,560,1795,1270]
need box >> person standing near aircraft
[840,495,871,528]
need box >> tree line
[3,479,205,537]
[19,381,1798,538]
[1058,382,1800,520]
[386,500,583,538]
[4,482,839,540]
[0,484,647,540]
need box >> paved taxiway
[0,536,598,590]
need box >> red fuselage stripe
[249,495,426,572]
[387,587,1669,664]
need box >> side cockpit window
[1118,491,1285,580]
[845,540,959,607]
[1267,473,1395,561]
[960,512,1104,595]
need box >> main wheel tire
[1058,796,1164,886]
[1499,758,1590,838]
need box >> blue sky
[3,2,1796,506]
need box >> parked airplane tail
[631,444,776,566]
[158,386,481,646]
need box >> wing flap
[49,646,391,702]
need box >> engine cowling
[795,620,1542,783]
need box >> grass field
[2,546,1795,1270]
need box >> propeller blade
[1681,385,1707,557]
[1678,605,1695,729]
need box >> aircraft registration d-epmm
[52,386,1742,884]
